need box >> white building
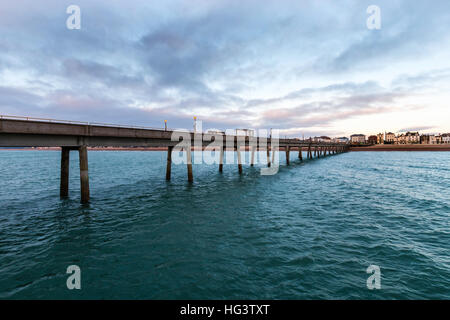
[395,134,406,145]
[385,132,395,143]
[350,134,366,144]
[405,132,420,144]
[430,135,442,144]
[442,133,450,144]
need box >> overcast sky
[1,0,450,137]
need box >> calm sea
[0,150,449,299]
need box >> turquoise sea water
[0,150,449,299]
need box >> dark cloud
[62,59,145,88]
[398,126,435,133]
[0,87,44,113]
[245,81,383,108]
[257,91,408,129]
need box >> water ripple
[0,150,449,299]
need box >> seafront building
[368,135,377,145]
[377,133,384,144]
[421,135,430,144]
[430,135,442,144]
[350,134,366,144]
[395,134,406,145]
[405,132,420,144]
[442,134,450,143]
[385,132,396,143]
[351,131,450,145]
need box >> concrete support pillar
[271,146,276,165]
[308,146,312,159]
[78,146,90,204]
[250,146,256,167]
[285,146,290,165]
[237,146,243,174]
[219,146,224,172]
[186,147,193,182]
[267,147,271,167]
[298,147,303,161]
[166,146,173,180]
[60,147,70,198]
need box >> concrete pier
[0,116,350,203]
